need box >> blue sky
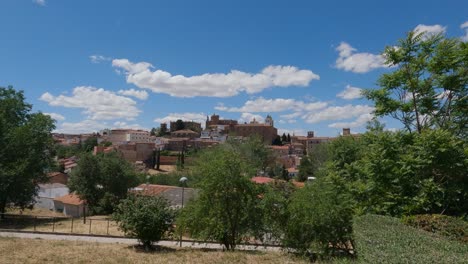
[1,0,467,136]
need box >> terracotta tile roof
[292,181,305,188]
[54,193,85,205]
[251,177,275,184]
[132,184,178,196]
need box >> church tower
[265,114,274,127]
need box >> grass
[3,208,124,236]
[329,214,468,264]
[0,237,306,264]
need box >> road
[0,231,281,252]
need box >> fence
[0,214,122,236]
[0,213,282,248]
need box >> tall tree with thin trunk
[0,86,55,215]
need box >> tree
[150,127,157,136]
[176,146,263,250]
[0,87,55,214]
[281,133,287,143]
[68,152,139,214]
[287,133,291,143]
[364,31,467,136]
[174,119,185,131]
[82,137,98,152]
[113,195,175,250]
[284,177,354,257]
[272,135,282,146]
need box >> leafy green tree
[297,156,313,182]
[176,146,263,250]
[272,135,282,146]
[69,152,139,214]
[364,31,467,136]
[228,135,275,173]
[150,127,157,136]
[113,195,175,250]
[284,176,354,257]
[82,136,98,152]
[0,87,55,214]
[174,119,185,131]
[281,133,287,143]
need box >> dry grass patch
[0,237,306,264]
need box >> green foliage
[68,152,139,214]
[113,195,175,249]
[226,135,275,172]
[258,181,295,241]
[351,215,468,264]
[284,177,354,257]
[403,214,468,243]
[0,86,55,213]
[176,146,263,250]
[82,137,98,152]
[364,31,467,136]
[272,135,282,146]
[297,143,330,182]
[317,128,467,217]
[55,144,84,159]
[174,119,185,131]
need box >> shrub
[113,195,175,250]
[403,214,468,243]
[283,176,354,258]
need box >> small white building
[35,183,69,211]
[53,193,88,218]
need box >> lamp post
[179,176,188,247]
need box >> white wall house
[35,183,69,211]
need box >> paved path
[0,231,281,252]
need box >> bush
[403,214,468,243]
[113,195,175,249]
[283,176,354,258]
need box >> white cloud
[154,112,207,127]
[337,85,363,100]
[112,59,320,97]
[328,113,374,128]
[39,86,141,120]
[215,97,327,113]
[44,112,65,121]
[414,24,446,40]
[118,89,149,100]
[33,0,45,6]
[461,21,468,42]
[280,112,302,119]
[238,113,264,124]
[112,121,148,130]
[90,55,112,64]
[55,120,108,134]
[303,104,375,123]
[335,42,386,73]
[277,128,306,137]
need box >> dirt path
[0,231,281,252]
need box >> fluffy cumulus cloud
[90,55,112,63]
[117,89,149,100]
[461,21,468,41]
[39,86,141,120]
[328,113,374,129]
[33,0,45,6]
[215,97,327,113]
[335,42,386,73]
[55,120,108,134]
[154,112,207,126]
[112,59,320,97]
[303,104,374,123]
[238,113,264,124]
[414,24,446,40]
[44,112,65,121]
[337,85,364,100]
[112,121,148,130]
